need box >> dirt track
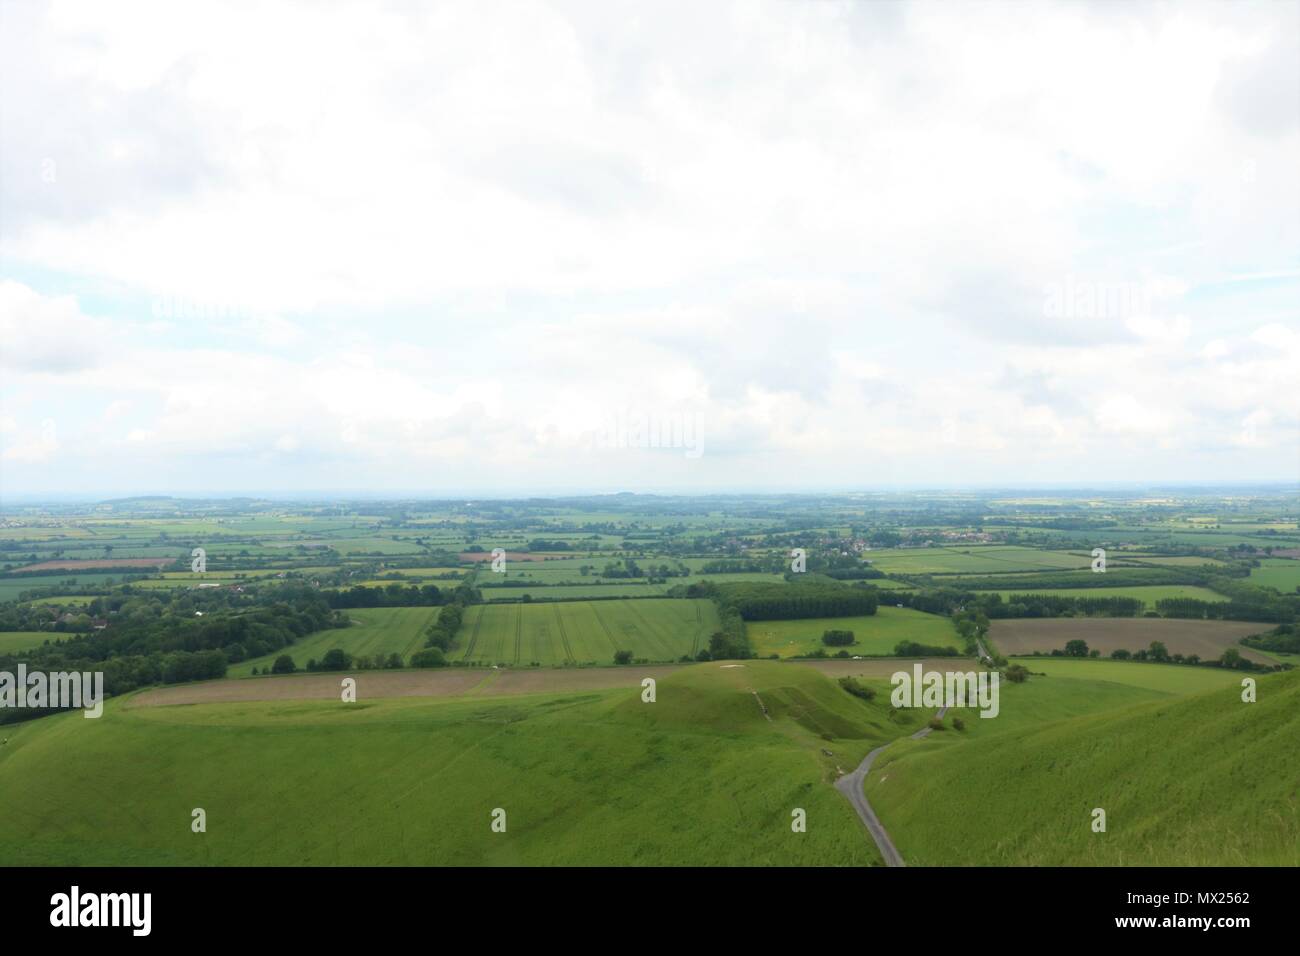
[127,665,685,708]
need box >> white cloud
[0,1,1296,493]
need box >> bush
[410,647,447,668]
[822,629,855,647]
[1004,663,1029,683]
[894,640,960,657]
[613,649,633,665]
[271,654,296,674]
[928,716,945,731]
[952,716,966,731]
[838,676,875,702]
[319,648,353,671]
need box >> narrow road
[834,706,947,868]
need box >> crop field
[1248,559,1300,593]
[864,546,1093,575]
[989,617,1276,664]
[457,599,719,664]
[988,585,1227,606]
[230,606,443,677]
[1010,657,1250,693]
[747,607,958,658]
[479,583,674,601]
[0,632,55,655]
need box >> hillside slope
[866,668,1300,865]
[0,661,923,866]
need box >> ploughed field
[989,617,1277,665]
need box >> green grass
[458,599,719,665]
[0,632,58,655]
[230,606,443,677]
[864,546,1092,575]
[747,607,959,659]
[1010,657,1249,694]
[0,661,925,866]
[1248,559,1300,593]
[866,668,1300,865]
[989,585,1227,607]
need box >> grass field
[747,607,958,658]
[1248,559,1300,593]
[0,661,929,866]
[457,599,719,665]
[1010,656,1250,694]
[865,668,1300,865]
[989,585,1227,607]
[989,617,1276,665]
[0,632,57,655]
[864,546,1091,575]
[230,606,443,677]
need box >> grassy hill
[0,661,924,866]
[866,667,1299,865]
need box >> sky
[1,0,1298,499]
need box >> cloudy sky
[1,0,1297,498]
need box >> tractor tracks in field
[513,604,523,664]
[834,706,948,868]
[462,606,485,660]
[552,604,576,663]
[590,602,621,654]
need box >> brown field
[990,617,1276,665]
[14,558,172,572]
[127,664,685,708]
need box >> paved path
[834,706,947,867]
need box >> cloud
[0,2,1296,493]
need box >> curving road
[834,706,947,867]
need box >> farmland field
[989,617,1276,664]
[1248,559,1300,593]
[1010,656,1249,694]
[457,599,720,665]
[229,606,443,677]
[747,607,958,658]
[0,632,55,655]
[988,585,1227,607]
[864,546,1092,575]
